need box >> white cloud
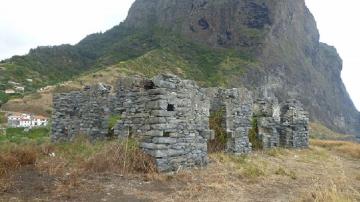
[305,0,360,110]
[0,0,135,59]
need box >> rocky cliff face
[125,0,360,138]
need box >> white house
[14,86,25,92]
[7,113,49,128]
[5,89,15,94]
[31,115,49,127]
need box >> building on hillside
[5,89,16,94]
[14,86,25,92]
[7,113,49,128]
[32,115,49,127]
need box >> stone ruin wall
[51,74,309,172]
[253,98,309,149]
[205,88,253,154]
[113,75,212,171]
[51,84,111,142]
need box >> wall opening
[248,116,263,150]
[164,132,171,137]
[207,108,227,153]
[167,104,175,111]
[143,80,155,90]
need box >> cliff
[124,0,360,137]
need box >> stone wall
[253,98,309,149]
[51,84,111,142]
[253,98,281,149]
[113,74,213,171]
[51,74,309,172]
[205,88,253,154]
[279,99,309,148]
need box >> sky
[0,0,359,110]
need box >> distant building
[14,86,25,92]
[31,115,49,127]
[7,113,49,128]
[5,89,15,94]
[8,81,21,86]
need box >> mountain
[0,0,359,139]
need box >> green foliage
[208,108,228,153]
[0,91,10,105]
[0,127,50,144]
[107,114,122,139]
[1,24,257,107]
[248,116,263,150]
[54,136,107,162]
[108,114,122,129]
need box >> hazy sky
[0,0,359,110]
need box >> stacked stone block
[279,99,309,148]
[51,84,111,142]
[205,88,253,154]
[253,99,281,149]
[51,74,310,172]
[114,74,213,172]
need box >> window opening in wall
[164,132,171,137]
[143,80,155,90]
[167,104,175,111]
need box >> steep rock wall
[124,0,359,138]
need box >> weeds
[275,167,297,180]
[308,183,354,202]
[212,153,266,179]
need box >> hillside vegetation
[0,26,256,110]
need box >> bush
[1,127,50,144]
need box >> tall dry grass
[82,140,157,174]
[311,140,360,159]
[1,137,157,179]
[0,144,38,177]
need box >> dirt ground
[1,146,359,202]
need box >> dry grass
[0,137,156,179]
[83,140,157,174]
[309,122,353,140]
[301,181,357,202]
[311,139,360,159]
[1,137,359,201]
[0,144,38,177]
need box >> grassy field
[0,129,359,202]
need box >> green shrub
[1,127,50,144]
